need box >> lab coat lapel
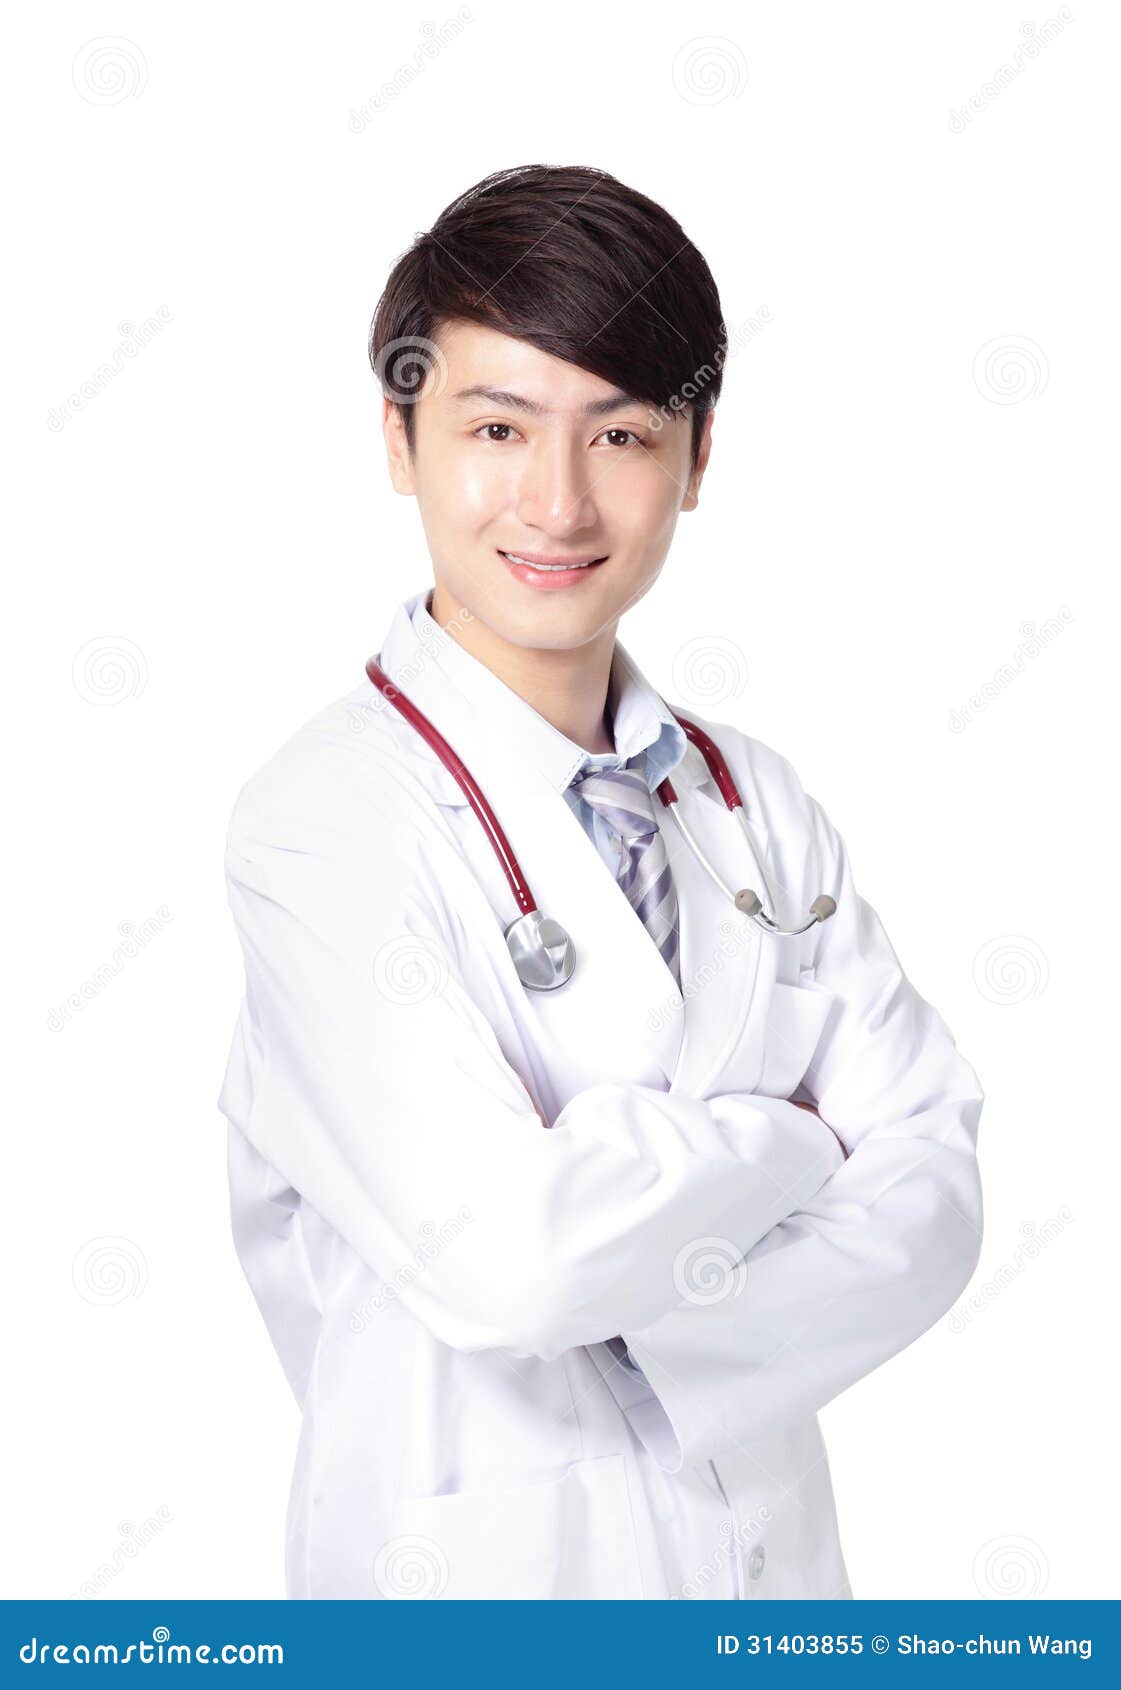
[372,599,766,1103]
[660,768,767,1099]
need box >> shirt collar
[409,588,688,796]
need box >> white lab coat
[218,591,984,1601]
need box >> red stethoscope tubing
[365,657,745,919]
[366,658,535,917]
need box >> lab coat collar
[400,586,702,799]
[367,588,758,1100]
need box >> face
[382,319,713,654]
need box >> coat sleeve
[218,818,845,1364]
[614,794,985,1472]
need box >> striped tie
[568,756,681,987]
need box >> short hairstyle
[369,164,727,471]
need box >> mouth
[498,549,608,588]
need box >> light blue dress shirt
[410,590,687,1382]
[561,716,685,869]
[411,589,689,877]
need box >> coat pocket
[374,1453,644,1599]
[754,980,836,1100]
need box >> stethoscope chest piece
[506,909,575,991]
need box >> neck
[429,582,617,754]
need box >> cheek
[609,464,684,539]
[431,448,516,525]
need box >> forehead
[429,318,643,412]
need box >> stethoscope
[366,658,837,992]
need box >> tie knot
[568,762,658,844]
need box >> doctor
[218,164,984,1601]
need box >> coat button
[747,1544,766,1581]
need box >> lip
[498,549,608,591]
[500,549,607,567]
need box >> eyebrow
[448,384,646,419]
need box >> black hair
[369,163,727,471]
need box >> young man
[219,164,984,1601]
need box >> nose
[513,434,600,539]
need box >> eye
[473,422,523,443]
[595,427,646,449]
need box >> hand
[519,1083,551,1130]
[791,1098,849,1161]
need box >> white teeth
[504,553,598,572]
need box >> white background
[7,1,1117,1601]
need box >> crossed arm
[221,814,845,1365]
[605,796,984,1470]
[221,787,981,1447]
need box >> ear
[679,410,713,513]
[680,409,715,512]
[383,397,417,495]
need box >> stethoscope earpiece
[732,887,837,937]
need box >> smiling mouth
[498,550,608,573]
